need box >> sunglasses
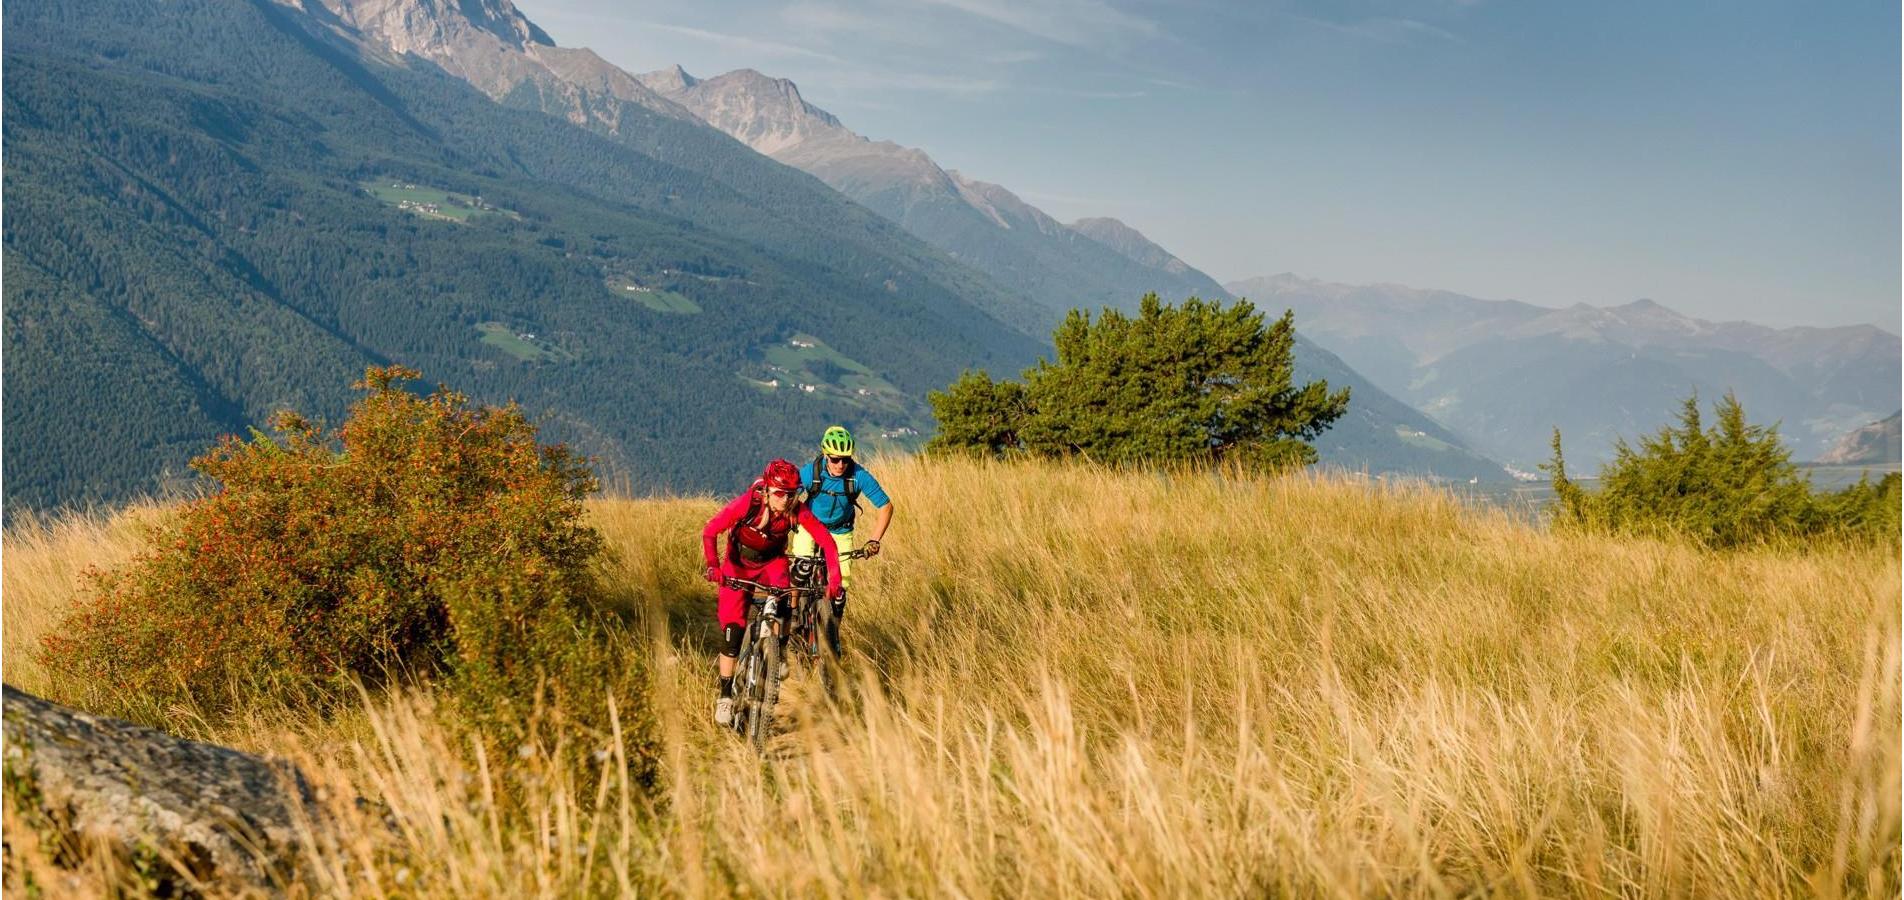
[767,488,795,498]
[825,455,849,464]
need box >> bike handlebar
[721,577,824,599]
[791,546,875,561]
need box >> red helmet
[762,458,801,491]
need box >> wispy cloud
[633,21,851,64]
[779,0,877,35]
[777,0,1048,62]
[980,49,1046,66]
[1291,14,1464,45]
[923,0,1159,48]
[813,67,1006,99]
[1039,87,1149,100]
[866,70,1005,96]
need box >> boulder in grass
[2,685,315,894]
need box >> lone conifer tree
[1545,391,1897,546]
[929,294,1348,467]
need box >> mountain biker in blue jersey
[789,425,894,626]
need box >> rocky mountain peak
[639,66,847,156]
[312,0,551,56]
[636,63,698,94]
[307,0,694,124]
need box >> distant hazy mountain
[1227,274,1902,466]
[226,8,1507,482]
[1817,412,1902,465]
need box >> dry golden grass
[4,455,1898,897]
[3,501,173,693]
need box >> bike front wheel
[747,623,780,751]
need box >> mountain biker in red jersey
[702,458,842,726]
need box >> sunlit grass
[5,454,1897,897]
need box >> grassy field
[4,456,1898,897]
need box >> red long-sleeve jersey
[702,489,841,595]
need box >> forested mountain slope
[2,0,1047,510]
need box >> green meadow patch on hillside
[1394,423,1460,452]
[475,322,566,362]
[362,181,517,223]
[610,282,702,314]
[755,333,906,408]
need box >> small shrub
[39,367,656,781]
[1546,392,1902,548]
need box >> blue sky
[517,0,1900,330]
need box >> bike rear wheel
[814,598,842,699]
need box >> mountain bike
[786,546,873,699]
[721,576,813,751]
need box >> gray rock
[2,684,316,894]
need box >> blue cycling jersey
[798,459,890,533]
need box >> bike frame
[726,580,788,745]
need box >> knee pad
[722,623,744,658]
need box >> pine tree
[929,294,1349,467]
[1546,391,1895,547]
[925,370,1029,456]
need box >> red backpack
[729,478,796,564]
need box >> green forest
[1,0,1049,512]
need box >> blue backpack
[805,454,861,527]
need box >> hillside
[1818,411,1904,465]
[634,66,1230,323]
[624,65,1505,481]
[2,0,1515,513]
[302,0,1056,338]
[4,455,1897,894]
[1230,273,1903,466]
[1,0,1049,511]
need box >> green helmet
[820,425,856,457]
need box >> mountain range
[4,0,1054,510]
[199,0,1516,482]
[619,63,1503,481]
[1227,274,1902,467]
[632,65,1226,326]
[23,0,1880,511]
[2,0,1514,515]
